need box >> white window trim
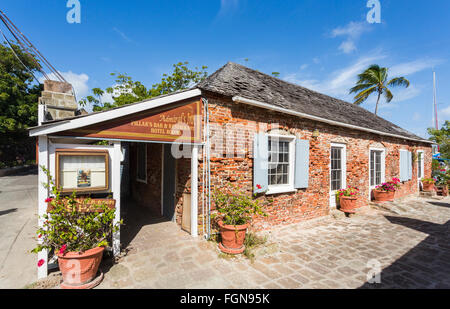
[266,134,296,195]
[329,143,347,208]
[136,143,147,184]
[369,147,386,199]
[417,150,425,181]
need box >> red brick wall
[196,92,432,231]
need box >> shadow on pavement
[0,208,18,216]
[360,215,450,289]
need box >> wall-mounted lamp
[312,129,320,138]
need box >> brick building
[30,62,432,278]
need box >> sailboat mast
[433,71,438,130]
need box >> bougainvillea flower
[38,234,42,238]
[45,198,53,203]
[59,244,67,255]
[256,184,262,190]
[37,259,45,267]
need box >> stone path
[98,195,450,289]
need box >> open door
[162,144,177,221]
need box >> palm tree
[350,64,410,115]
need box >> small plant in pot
[373,178,401,202]
[433,171,449,196]
[32,167,122,289]
[337,186,359,214]
[212,184,267,255]
[421,178,436,192]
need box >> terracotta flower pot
[339,196,357,214]
[422,182,435,192]
[57,246,104,289]
[436,185,449,196]
[373,190,395,202]
[218,220,249,255]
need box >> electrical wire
[0,9,67,83]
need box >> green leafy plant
[211,184,268,226]
[421,178,436,184]
[433,171,449,186]
[243,233,267,261]
[32,166,122,256]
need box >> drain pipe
[202,97,212,240]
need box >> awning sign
[59,99,202,143]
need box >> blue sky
[2,0,449,138]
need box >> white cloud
[390,58,444,77]
[441,105,450,117]
[330,21,371,54]
[300,64,309,70]
[40,71,90,99]
[338,40,357,54]
[283,54,434,107]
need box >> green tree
[428,120,450,159]
[0,42,42,142]
[349,64,410,115]
[81,62,208,112]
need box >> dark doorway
[162,144,176,221]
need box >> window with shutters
[266,135,295,194]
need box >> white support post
[112,142,122,256]
[191,145,199,237]
[37,136,48,279]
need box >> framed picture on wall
[55,149,109,193]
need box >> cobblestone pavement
[98,196,450,289]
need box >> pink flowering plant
[211,183,268,226]
[375,178,402,192]
[32,166,122,259]
[336,186,359,199]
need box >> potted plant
[337,186,360,214]
[421,178,436,192]
[212,184,267,255]
[434,171,449,196]
[373,178,401,202]
[32,167,122,289]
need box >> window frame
[417,150,424,180]
[55,149,110,194]
[266,134,296,195]
[368,147,386,197]
[136,143,147,184]
[329,143,347,208]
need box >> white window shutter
[253,133,268,194]
[295,139,310,189]
[399,150,407,181]
[408,151,413,180]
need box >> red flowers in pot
[32,167,122,289]
[212,184,268,254]
[373,178,401,202]
[337,186,360,214]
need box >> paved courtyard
[2,172,449,289]
[98,195,450,289]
